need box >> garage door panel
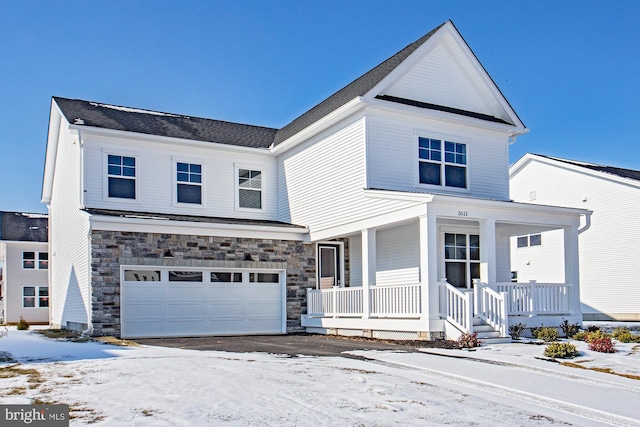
[121,269,284,338]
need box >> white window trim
[22,251,48,270]
[315,241,345,289]
[22,285,49,308]
[415,132,471,194]
[172,157,206,208]
[234,164,265,212]
[102,150,140,203]
[516,233,542,249]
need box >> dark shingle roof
[84,208,305,229]
[273,23,447,146]
[536,154,640,182]
[0,212,48,242]
[53,97,277,149]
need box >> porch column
[361,228,376,319]
[564,224,581,314]
[419,214,438,322]
[479,218,497,285]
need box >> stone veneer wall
[90,230,316,337]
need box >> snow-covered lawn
[1,327,639,426]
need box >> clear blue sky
[1,0,638,213]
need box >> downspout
[78,132,93,337]
[578,212,592,235]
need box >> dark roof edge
[533,154,640,182]
[83,208,307,229]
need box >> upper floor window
[238,169,262,209]
[517,234,542,248]
[107,155,136,199]
[418,137,467,188]
[23,286,48,308]
[176,162,202,204]
[23,251,48,270]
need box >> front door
[444,233,480,288]
[318,244,341,289]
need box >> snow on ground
[0,327,639,426]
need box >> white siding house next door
[120,267,285,338]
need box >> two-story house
[0,211,49,324]
[42,21,588,340]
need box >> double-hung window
[107,155,136,199]
[23,286,48,308]
[418,137,467,189]
[238,169,262,209]
[176,162,202,204]
[23,252,48,270]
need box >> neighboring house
[510,153,639,321]
[0,212,49,324]
[42,21,588,340]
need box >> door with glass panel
[318,245,341,289]
[444,233,480,288]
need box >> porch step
[479,336,513,345]
[472,317,509,341]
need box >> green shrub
[588,337,616,353]
[612,328,640,343]
[560,319,580,338]
[585,330,608,343]
[457,332,482,349]
[508,323,526,340]
[544,342,578,359]
[534,327,559,342]
[571,331,588,341]
[16,317,29,331]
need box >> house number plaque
[458,211,468,217]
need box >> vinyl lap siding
[4,242,49,323]
[82,134,277,221]
[50,126,91,328]
[376,223,420,285]
[511,160,640,317]
[366,115,510,200]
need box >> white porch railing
[440,281,473,333]
[473,280,508,337]
[306,284,421,318]
[496,281,571,316]
[307,287,363,317]
[370,284,421,317]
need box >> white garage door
[121,268,285,338]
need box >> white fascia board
[0,240,48,246]
[89,215,309,242]
[41,101,65,204]
[510,153,640,190]
[68,125,272,156]
[308,203,428,242]
[270,97,366,155]
[363,188,435,203]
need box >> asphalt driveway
[134,333,447,357]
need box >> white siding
[3,242,49,323]
[349,234,362,287]
[278,116,416,232]
[366,114,510,200]
[495,229,512,283]
[82,134,277,221]
[510,230,565,283]
[511,159,640,318]
[49,122,91,329]
[376,223,420,285]
[385,33,510,123]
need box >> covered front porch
[302,192,589,340]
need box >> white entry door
[121,268,284,338]
[318,244,341,289]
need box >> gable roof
[0,212,48,242]
[53,97,277,149]
[533,154,640,182]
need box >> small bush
[16,317,29,331]
[571,331,588,341]
[544,342,578,359]
[588,337,616,353]
[560,319,580,338]
[534,327,559,342]
[509,323,526,340]
[585,330,608,343]
[457,332,482,349]
[586,325,600,333]
[611,328,640,343]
